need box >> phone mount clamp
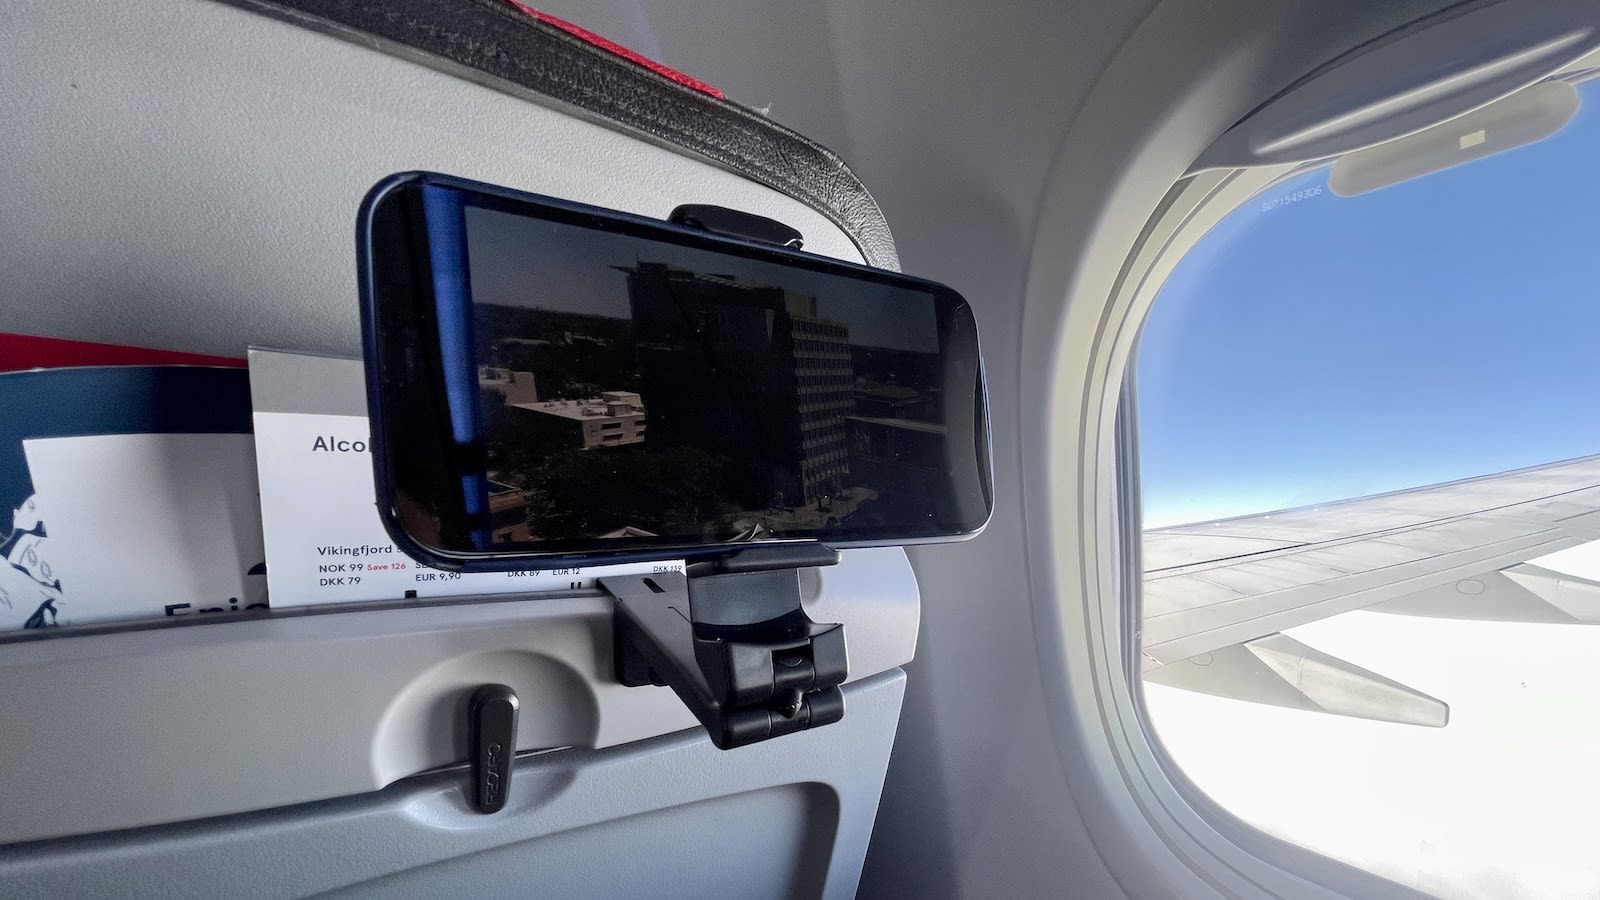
[600,544,847,750]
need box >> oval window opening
[1132,76,1600,897]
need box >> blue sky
[1138,79,1600,528]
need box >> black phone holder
[600,545,846,750]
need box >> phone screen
[363,174,990,564]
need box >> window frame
[1112,62,1600,893]
[1016,3,1600,895]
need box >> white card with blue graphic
[14,433,266,628]
[0,365,263,632]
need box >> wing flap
[1373,563,1600,624]
[1142,455,1600,726]
[1146,632,1448,727]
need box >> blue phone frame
[357,171,992,573]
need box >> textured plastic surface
[0,1,917,896]
[608,570,849,749]
[0,0,866,360]
[0,548,915,845]
[0,672,905,900]
[228,0,900,270]
[1191,0,1600,171]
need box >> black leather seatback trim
[219,0,900,271]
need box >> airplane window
[1133,75,1600,898]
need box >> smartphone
[359,172,991,570]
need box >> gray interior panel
[332,785,837,900]
[0,672,904,900]
[0,0,864,360]
[0,548,917,845]
[0,1,917,896]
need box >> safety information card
[248,348,681,607]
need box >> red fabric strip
[0,333,247,373]
[506,3,726,100]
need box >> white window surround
[1016,1,1600,897]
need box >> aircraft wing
[1142,454,1600,725]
